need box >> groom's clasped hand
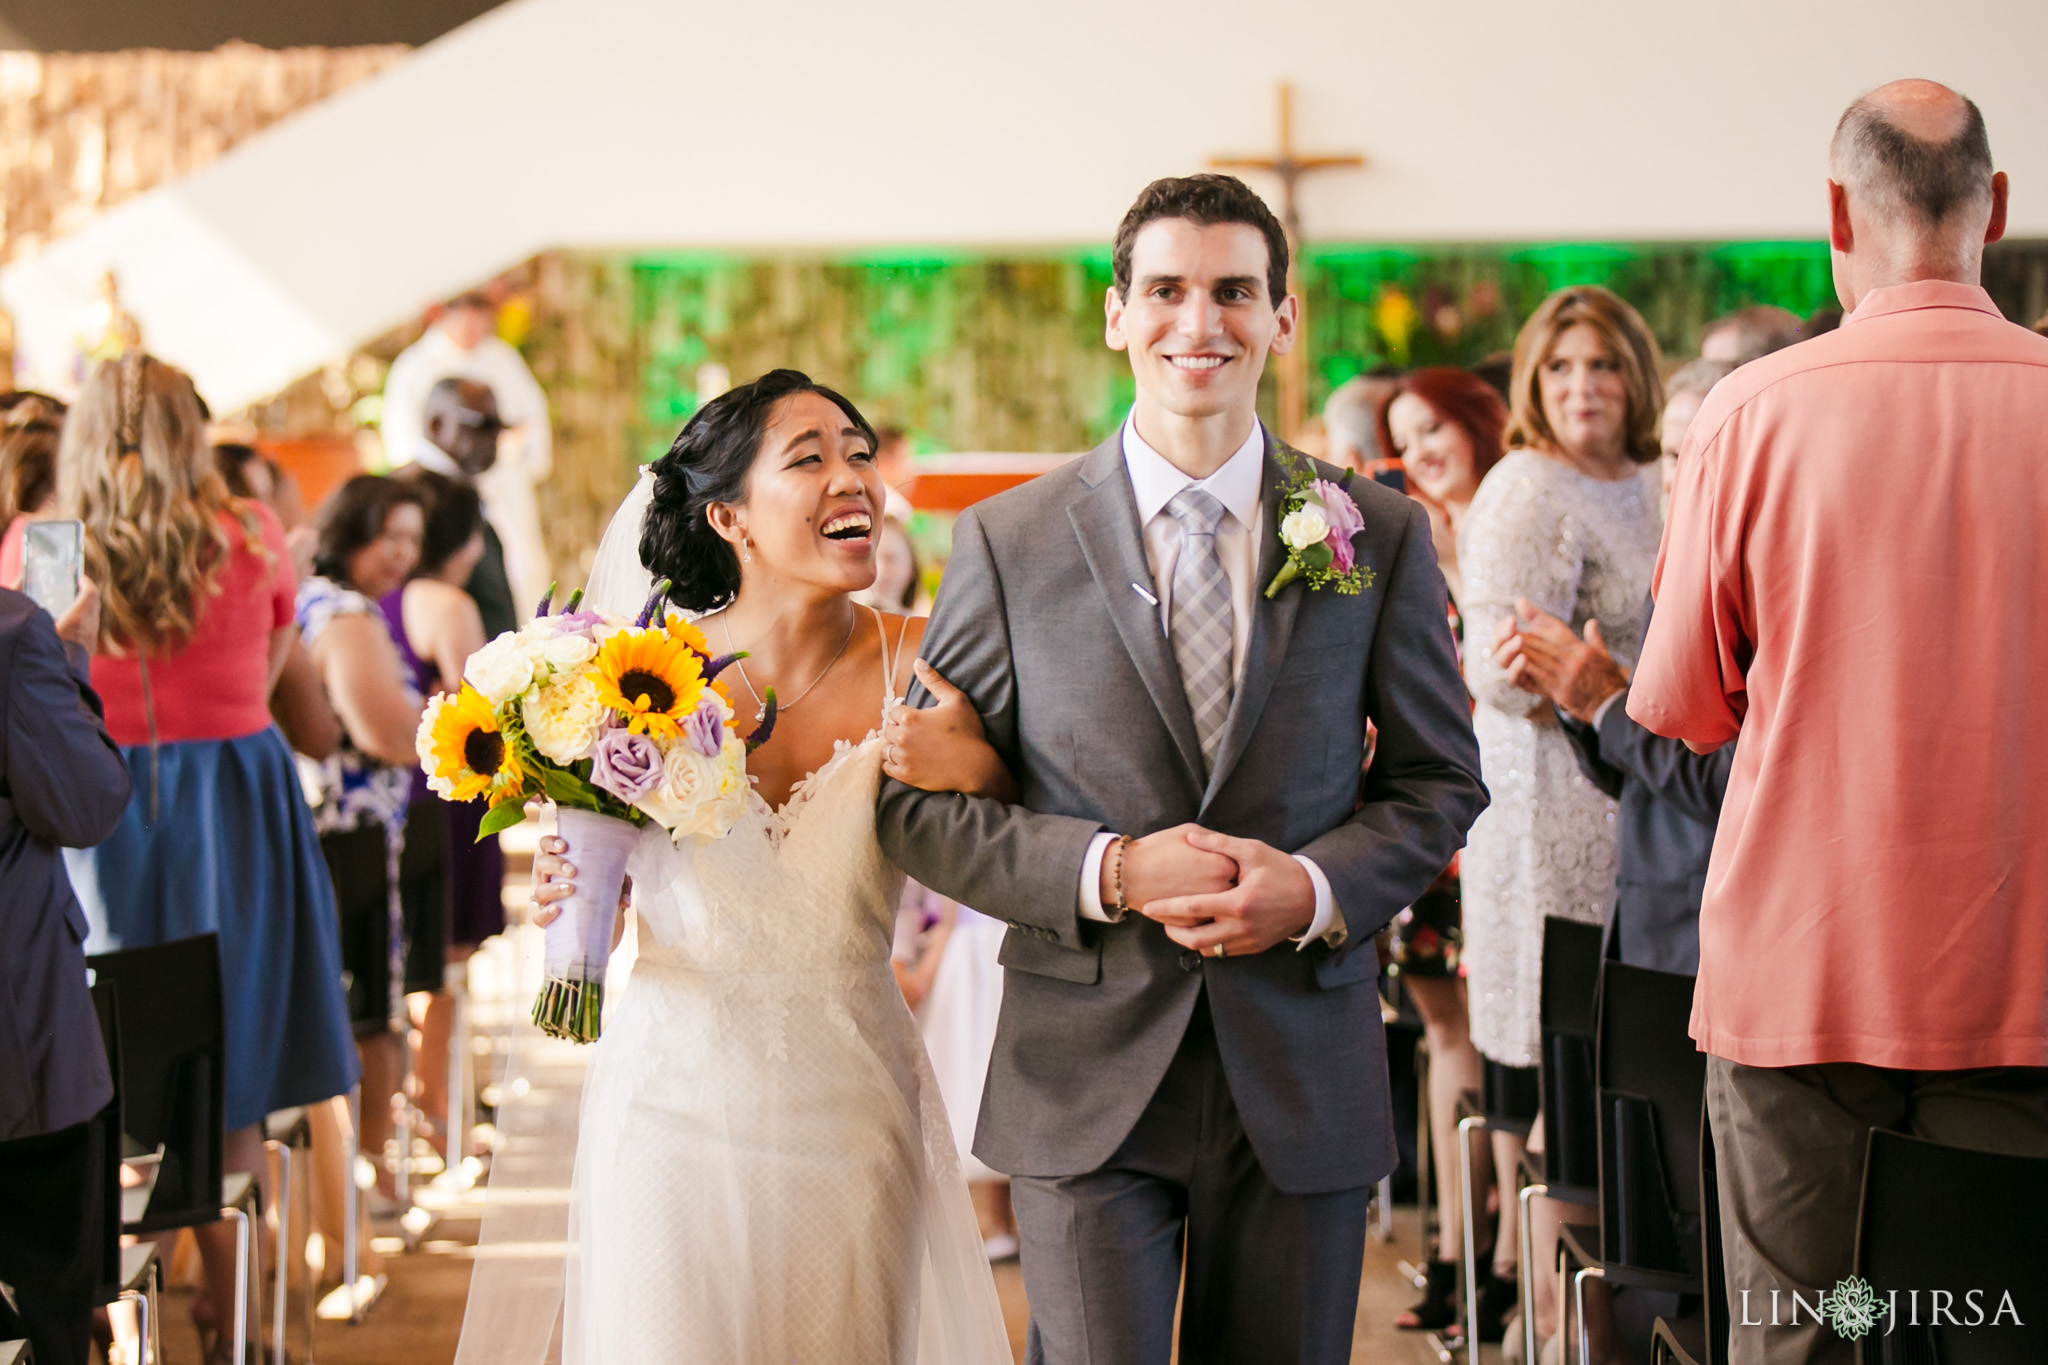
[881,659,1316,957]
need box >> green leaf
[478,801,527,839]
[1300,542,1334,572]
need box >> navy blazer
[0,588,130,1140]
[1558,596,1732,975]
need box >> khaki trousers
[1707,1056,2048,1364]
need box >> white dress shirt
[381,326,556,610]
[1075,417,1345,949]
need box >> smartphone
[22,518,83,620]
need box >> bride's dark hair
[640,368,877,614]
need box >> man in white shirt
[381,292,554,609]
[879,174,1485,1365]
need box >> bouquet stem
[535,807,640,1044]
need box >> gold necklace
[721,610,859,721]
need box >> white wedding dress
[559,474,1009,1363]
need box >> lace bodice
[624,732,898,973]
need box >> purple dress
[382,588,507,947]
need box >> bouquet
[416,580,775,1042]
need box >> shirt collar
[1844,279,2002,326]
[1120,417,1266,529]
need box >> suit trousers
[0,1119,104,1365]
[1012,991,1370,1365]
[1707,1056,2048,1365]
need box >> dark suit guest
[0,580,131,1365]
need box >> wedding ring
[1212,943,1228,959]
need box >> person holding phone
[0,576,130,1365]
[57,353,358,1361]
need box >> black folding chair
[1512,917,1606,1362]
[1855,1129,2048,1365]
[1559,962,1706,1363]
[88,983,162,1365]
[87,935,262,1365]
[1651,1101,1728,1365]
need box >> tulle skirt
[565,950,1011,1364]
[66,726,360,1129]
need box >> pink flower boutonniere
[1263,463,1375,599]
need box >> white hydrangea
[520,671,609,764]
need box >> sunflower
[423,684,526,804]
[588,627,706,740]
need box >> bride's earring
[742,537,753,564]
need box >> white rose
[520,672,609,764]
[416,693,456,797]
[638,740,715,831]
[465,633,536,706]
[540,633,597,670]
[1280,506,1330,551]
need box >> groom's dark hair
[1112,174,1291,308]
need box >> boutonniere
[1263,462,1375,599]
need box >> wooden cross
[1210,82,1366,443]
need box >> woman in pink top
[58,354,357,1361]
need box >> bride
[533,369,1014,1362]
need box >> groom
[878,174,1486,1363]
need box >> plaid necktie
[1166,487,1234,774]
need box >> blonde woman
[1455,286,1665,1343]
[60,354,358,1362]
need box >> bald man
[1631,81,2048,1364]
[392,379,520,639]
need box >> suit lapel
[1200,434,1306,813]
[1067,436,1208,786]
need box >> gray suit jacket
[877,431,1487,1194]
[0,588,130,1141]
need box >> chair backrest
[1596,961,1706,1286]
[1699,1097,1728,1365]
[88,982,123,1295]
[1856,1129,2048,1364]
[1539,916,1605,1191]
[85,934,225,1228]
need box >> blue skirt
[66,726,361,1131]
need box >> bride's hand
[531,835,632,948]
[882,660,1017,802]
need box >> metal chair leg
[1458,1114,1485,1357]
[267,1141,290,1365]
[1519,1181,1548,1365]
[223,1204,251,1365]
[344,1084,362,1323]
[1574,1265,1605,1365]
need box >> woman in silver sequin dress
[1456,286,1665,1325]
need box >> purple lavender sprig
[635,579,673,629]
[702,650,745,685]
[564,588,584,613]
[746,688,778,753]
[534,580,558,620]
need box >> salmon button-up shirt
[1631,279,2048,1071]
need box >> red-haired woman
[1375,367,1511,1336]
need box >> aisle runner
[452,904,642,1365]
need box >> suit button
[1180,951,1201,971]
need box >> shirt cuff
[1290,856,1347,950]
[1589,687,1627,730]
[1078,831,1121,923]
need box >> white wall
[7,0,2046,408]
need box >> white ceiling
[7,0,2046,408]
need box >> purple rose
[1314,479,1364,575]
[683,696,726,758]
[590,729,665,804]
